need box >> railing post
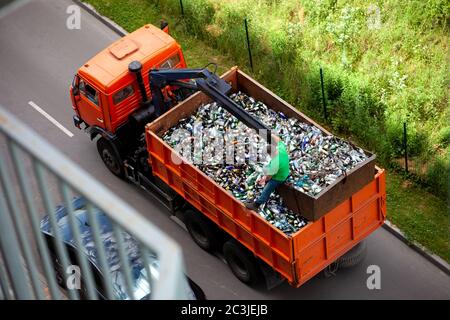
[0,191,32,299]
[0,105,190,300]
[0,146,45,300]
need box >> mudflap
[259,260,285,290]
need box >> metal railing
[0,105,188,300]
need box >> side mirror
[72,75,80,96]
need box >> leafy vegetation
[155,0,449,199]
[85,0,449,261]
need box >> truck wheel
[223,240,262,286]
[336,241,367,268]
[185,209,220,252]
[97,137,124,178]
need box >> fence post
[179,0,184,16]
[320,67,328,122]
[244,18,254,71]
[403,122,409,173]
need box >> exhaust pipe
[128,61,149,106]
[128,61,155,130]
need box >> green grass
[85,0,450,262]
[386,172,449,262]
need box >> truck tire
[223,240,262,286]
[97,137,124,178]
[336,241,367,268]
[185,209,220,252]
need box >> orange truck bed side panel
[145,67,387,287]
[292,170,386,286]
[146,135,295,281]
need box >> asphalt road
[0,0,449,299]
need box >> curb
[75,0,450,278]
[382,221,450,276]
[73,0,128,36]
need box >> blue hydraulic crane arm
[148,68,271,142]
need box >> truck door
[77,78,106,129]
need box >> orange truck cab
[70,23,187,136]
[70,23,195,180]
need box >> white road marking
[28,101,74,137]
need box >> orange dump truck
[145,67,387,287]
[70,24,386,288]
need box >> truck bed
[145,67,386,287]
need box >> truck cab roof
[78,24,182,93]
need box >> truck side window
[113,84,134,105]
[79,79,99,106]
[160,53,181,69]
